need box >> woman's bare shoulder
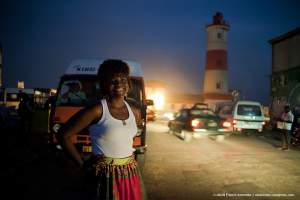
[88,102,103,121]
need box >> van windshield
[56,77,101,107]
[237,105,262,116]
[56,77,143,107]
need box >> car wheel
[182,131,192,142]
[180,130,185,139]
[258,129,262,133]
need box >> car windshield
[190,109,216,117]
[56,77,143,107]
[237,105,262,116]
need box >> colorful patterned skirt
[90,155,147,200]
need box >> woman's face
[107,73,129,98]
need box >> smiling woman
[60,59,147,200]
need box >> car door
[174,109,189,133]
[169,112,180,132]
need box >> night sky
[1,0,300,105]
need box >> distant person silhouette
[18,93,34,144]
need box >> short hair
[98,59,130,95]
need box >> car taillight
[191,119,204,128]
[233,119,237,128]
[222,121,231,128]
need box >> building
[145,13,236,113]
[269,27,300,119]
[202,12,232,108]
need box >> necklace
[106,98,127,126]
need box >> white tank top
[89,99,137,158]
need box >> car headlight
[53,123,61,133]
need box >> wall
[273,34,300,72]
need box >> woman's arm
[60,104,102,167]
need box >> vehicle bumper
[134,145,147,154]
[234,121,263,131]
[184,129,232,138]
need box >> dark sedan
[0,106,21,134]
[168,108,232,141]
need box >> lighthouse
[203,12,232,108]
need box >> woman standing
[61,59,147,200]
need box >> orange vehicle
[50,59,152,156]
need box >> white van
[232,100,265,132]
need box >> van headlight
[53,123,61,133]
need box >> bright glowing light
[191,119,200,127]
[222,121,231,128]
[191,119,204,128]
[149,91,165,110]
[34,90,42,95]
[163,112,174,120]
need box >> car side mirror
[146,99,154,106]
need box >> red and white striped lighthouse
[203,12,232,107]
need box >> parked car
[168,108,232,141]
[232,100,265,133]
[146,109,156,121]
[0,106,21,133]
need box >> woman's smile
[109,75,129,96]
[113,87,125,94]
